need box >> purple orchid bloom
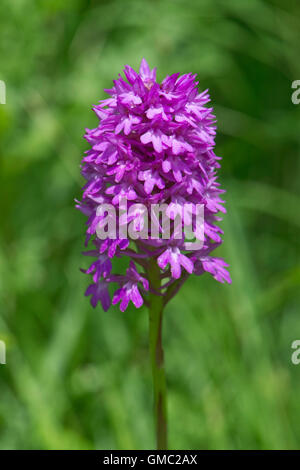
[77,59,231,312]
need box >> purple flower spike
[77,59,231,312]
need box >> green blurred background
[0,0,300,450]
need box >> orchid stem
[147,259,168,450]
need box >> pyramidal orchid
[77,59,231,449]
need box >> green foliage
[0,0,300,449]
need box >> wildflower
[77,58,231,311]
[77,58,232,450]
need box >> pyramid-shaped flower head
[77,59,231,311]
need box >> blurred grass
[0,0,300,449]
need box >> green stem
[147,259,168,450]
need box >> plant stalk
[147,260,168,450]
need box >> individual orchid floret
[85,279,111,312]
[111,261,149,312]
